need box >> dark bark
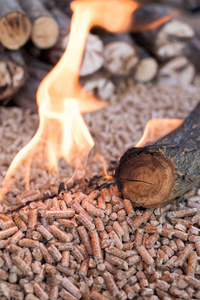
[115,103,200,208]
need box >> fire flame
[0,0,177,205]
[0,0,140,203]
[135,118,183,147]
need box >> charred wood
[116,103,200,208]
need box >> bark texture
[115,103,200,208]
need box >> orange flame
[135,118,183,147]
[0,0,141,204]
[1,1,178,206]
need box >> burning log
[20,0,59,49]
[0,49,27,104]
[102,33,139,76]
[157,56,196,85]
[115,103,200,208]
[132,4,194,61]
[0,0,31,50]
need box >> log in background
[0,0,199,108]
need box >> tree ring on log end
[116,150,175,208]
[32,17,59,49]
[0,12,31,50]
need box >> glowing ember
[135,118,183,147]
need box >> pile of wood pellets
[0,183,200,300]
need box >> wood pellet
[0,184,199,299]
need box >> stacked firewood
[0,0,200,109]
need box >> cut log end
[116,104,200,208]
[31,16,59,49]
[116,150,175,208]
[157,56,195,86]
[155,20,194,60]
[103,41,139,76]
[80,34,104,77]
[0,58,26,102]
[134,57,158,83]
[0,12,31,50]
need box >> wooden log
[115,103,200,208]
[44,8,71,64]
[131,43,159,82]
[45,8,104,77]
[184,32,200,73]
[132,4,194,61]
[102,33,139,76]
[20,0,59,49]
[0,48,27,104]
[80,70,115,101]
[0,0,31,50]
[157,56,195,85]
[13,56,52,112]
[134,57,158,83]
